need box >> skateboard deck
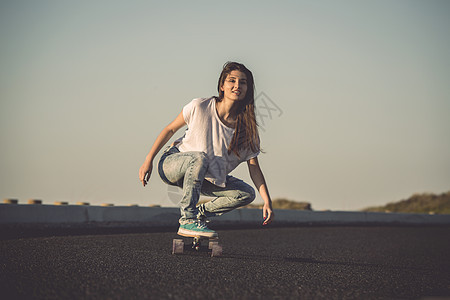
[172,234,222,257]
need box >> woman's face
[220,70,248,102]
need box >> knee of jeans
[192,151,208,167]
[240,187,256,205]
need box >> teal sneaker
[178,220,218,238]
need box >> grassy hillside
[362,191,450,214]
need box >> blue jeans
[158,146,256,225]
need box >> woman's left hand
[262,203,274,225]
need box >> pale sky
[1,0,449,211]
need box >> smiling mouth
[232,90,241,96]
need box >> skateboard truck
[172,236,222,257]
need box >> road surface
[1,226,449,299]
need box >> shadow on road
[218,253,434,272]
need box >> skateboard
[172,234,222,257]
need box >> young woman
[139,62,274,238]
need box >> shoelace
[195,220,209,229]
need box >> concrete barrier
[0,204,179,226]
[1,204,450,227]
[273,209,450,225]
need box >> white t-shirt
[175,97,259,187]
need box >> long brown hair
[216,62,260,157]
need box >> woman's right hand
[138,110,186,188]
[139,160,153,187]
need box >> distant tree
[362,191,450,214]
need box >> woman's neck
[216,98,238,127]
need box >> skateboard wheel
[172,239,184,254]
[208,241,219,250]
[211,244,222,257]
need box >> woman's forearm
[247,157,274,224]
[250,169,272,205]
[144,111,186,163]
[145,127,176,163]
[247,158,272,205]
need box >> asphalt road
[1,226,450,299]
